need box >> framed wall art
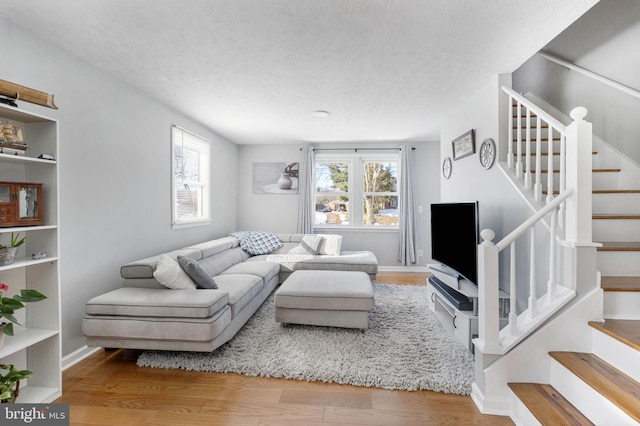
[452,129,475,160]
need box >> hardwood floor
[56,271,513,425]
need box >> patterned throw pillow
[230,231,283,255]
[177,255,218,289]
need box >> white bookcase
[0,103,61,403]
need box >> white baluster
[547,208,558,302]
[534,117,542,201]
[509,241,517,334]
[558,134,567,229]
[528,227,537,319]
[516,102,523,179]
[546,127,555,203]
[524,109,532,189]
[507,95,514,169]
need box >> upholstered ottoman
[274,270,374,329]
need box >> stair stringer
[471,287,603,416]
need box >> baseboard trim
[378,265,430,273]
[62,345,102,371]
[471,382,511,416]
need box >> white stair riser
[593,194,640,214]
[603,291,640,320]
[593,173,623,191]
[597,251,640,276]
[592,328,640,382]
[509,393,542,426]
[593,219,640,242]
[550,359,638,425]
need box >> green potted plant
[0,364,32,403]
[0,233,26,266]
[0,282,46,337]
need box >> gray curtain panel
[297,145,315,233]
[397,145,418,265]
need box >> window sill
[313,226,399,233]
[172,220,212,230]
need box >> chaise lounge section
[83,233,378,352]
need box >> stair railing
[475,91,593,355]
[504,86,567,212]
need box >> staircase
[504,92,640,425]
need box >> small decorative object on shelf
[0,233,25,266]
[31,252,46,260]
[0,282,47,336]
[0,79,58,110]
[0,122,29,155]
[0,182,44,227]
[0,364,33,403]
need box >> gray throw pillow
[288,235,323,255]
[177,255,218,289]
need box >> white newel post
[475,229,501,354]
[564,107,592,243]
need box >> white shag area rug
[137,283,475,395]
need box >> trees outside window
[314,154,398,227]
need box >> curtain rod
[300,147,415,151]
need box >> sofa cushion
[186,237,239,258]
[153,254,197,290]
[220,260,280,286]
[85,287,229,319]
[212,274,263,318]
[198,247,251,277]
[121,248,202,279]
[177,255,218,289]
[251,250,378,276]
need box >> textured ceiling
[0,0,599,145]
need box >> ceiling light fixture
[311,110,330,118]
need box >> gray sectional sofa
[83,233,378,352]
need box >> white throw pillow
[288,235,323,255]
[153,254,197,290]
[317,234,343,256]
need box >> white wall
[1,18,239,356]
[237,142,440,267]
[513,0,640,165]
[439,74,549,305]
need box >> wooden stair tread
[508,383,594,426]
[593,214,640,220]
[593,189,640,194]
[598,242,640,251]
[588,320,640,351]
[549,352,640,422]
[601,276,640,292]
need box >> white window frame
[171,125,211,228]
[314,152,399,229]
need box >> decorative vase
[277,172,292,190]
[0,331,5,350]
[0,248,17,266]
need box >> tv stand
[426,276,509,353]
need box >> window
[314,153,399,228]
[171,125,210,228]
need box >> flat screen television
[430,201,479,286]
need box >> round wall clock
[479,138,496,169]
[442,157,452,179]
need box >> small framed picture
[452,129,475,160]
